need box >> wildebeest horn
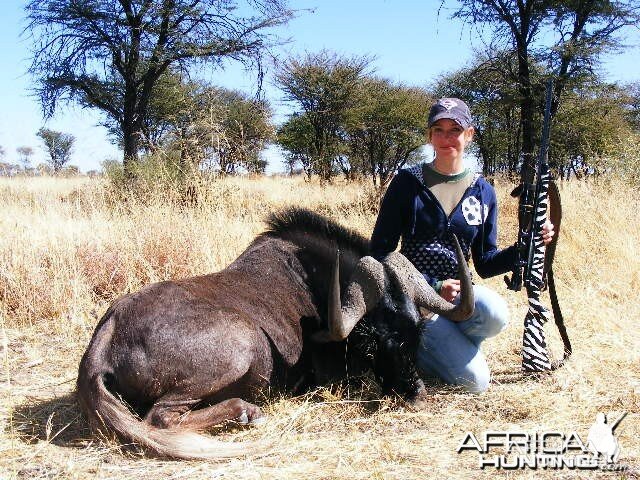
[383,234,474,322]
[312,250,385,343]
[313,234,474,343]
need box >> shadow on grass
[11,391,92,448]
[492,368,551,385]
[8,370,434,458]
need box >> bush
[102,152,210,205]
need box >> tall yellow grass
[0,175,638,479]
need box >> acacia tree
[36,128,75,172]
[625,81,640,131]
[147,82,273,174]
[552,82,635,179]
[347,78,431,188]
[276,51,370,181]
[212,89,273,174]
[276,112,316,179]
[435,49,635,179]
[16,146,35,170]
[453,0,640,171]
[25,0,291,174]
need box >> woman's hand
[541,219,555,246]
[439,279,460,302]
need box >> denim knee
[454,354,491,394]
[475,301,509,338]
[464,286,510,340]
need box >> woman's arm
[370,171,413,260]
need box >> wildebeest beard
[346,276,425,399]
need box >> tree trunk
[517,46,536,180]
[122,82,140,177]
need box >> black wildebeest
[77,208,472,459]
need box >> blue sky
[1,0,639,172]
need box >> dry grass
[0,174,638,479]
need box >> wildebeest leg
[145,396,263,430]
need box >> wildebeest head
[311,234,473,397]
[314,234,473,344]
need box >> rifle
[505,78,572,372]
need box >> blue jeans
[416,284,509,393]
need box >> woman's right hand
[439,279,460,302]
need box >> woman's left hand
[541,219,555,246]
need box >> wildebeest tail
[76,308,264,460]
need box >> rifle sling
[544,180,562,275]
[548,267,572,367]
[543,180,572,367]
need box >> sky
[1,0,639,173]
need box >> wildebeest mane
[262,207,369,256]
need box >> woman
[370,98,554,393]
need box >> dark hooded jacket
[370,164,516,290]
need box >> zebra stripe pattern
[522,162,553,372]
[522,297,552,371]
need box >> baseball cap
[428,98,473,129]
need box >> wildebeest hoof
[407,393,431,411]
[237,410,249,424]
[235,404,264,425]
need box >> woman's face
[429,118,474,163]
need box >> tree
[452,0,640,172]
[26,0,292,174]
[624,81,640,131]
[213,89,273,174]
[434,49,636,179]
[36,128,75,173]
[552,82,635,179]
[347,78,431,188]
[277,113,316,179]
[153,83,274,174]
[276,51,371,181]
[16,146,34,169]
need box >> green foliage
[277,113,316,177]
[434,49,638,180]
[433,50,536,175]
[276,52,430,186]
[210,89,274,174]
[36,128,75,173]
[156,81,274,175]
[25,0,291,172]
[347,78,431,187]
[452,0,640,166]
[624,81,640,130]
[553,83,637,178]
[276,51,371,181]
